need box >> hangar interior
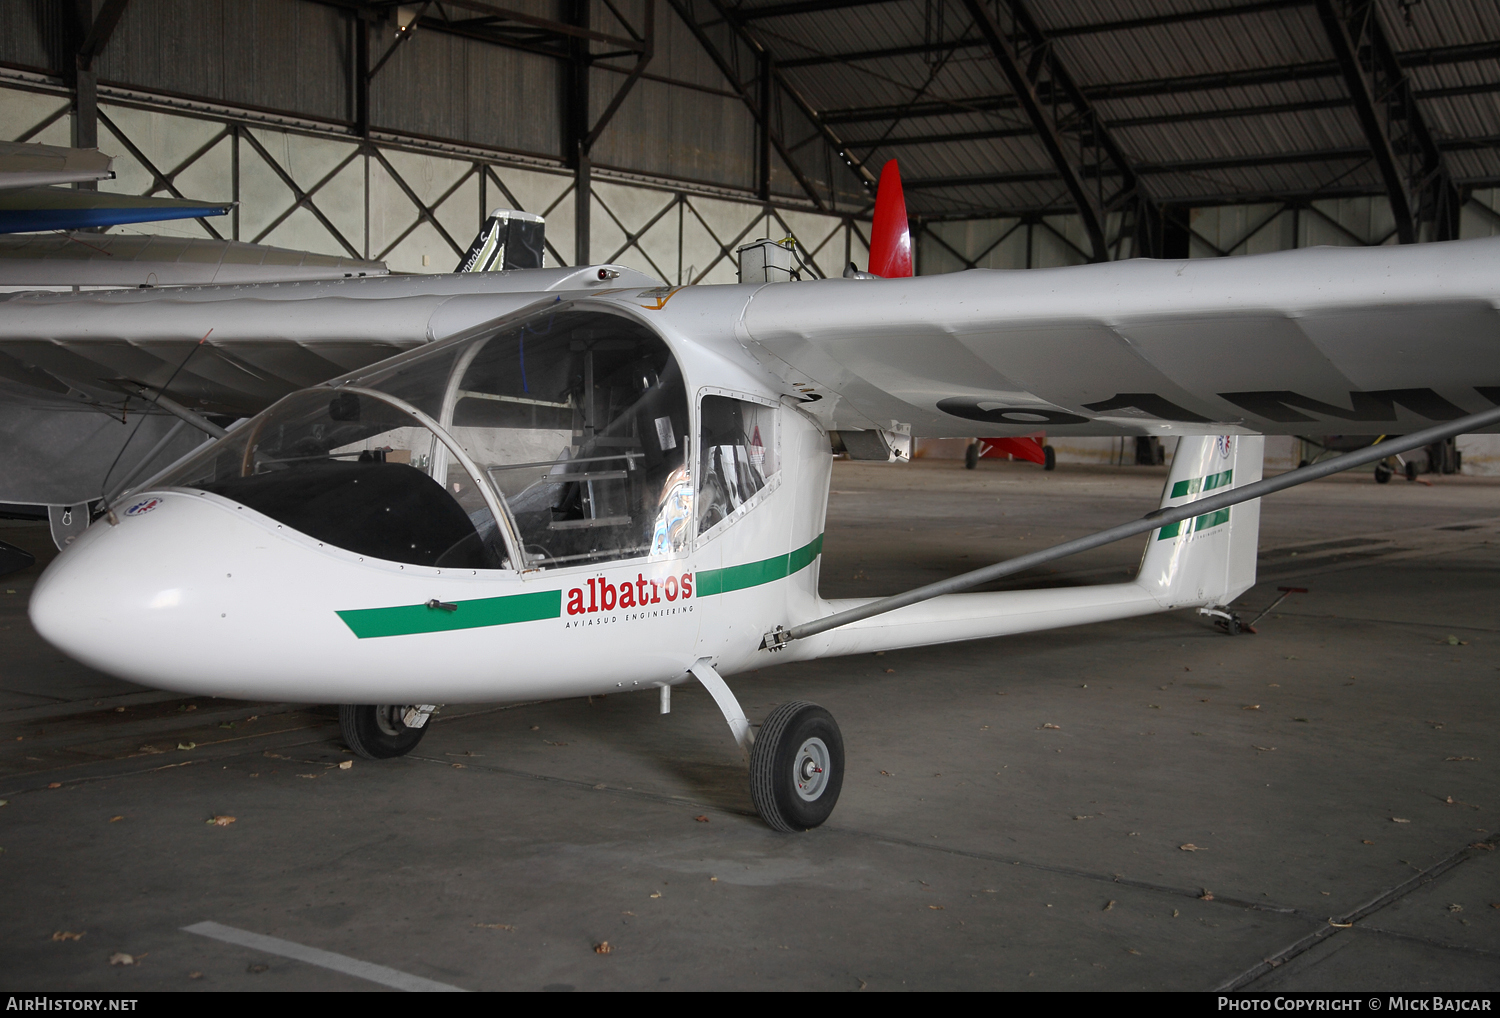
[0,0,1498,993]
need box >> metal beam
[817,39,1500,125]
[706,0,879,197]
[664,0,835,209]
[782,0,1309,65]
[1314,0,1414,243]
[1364,5,1462,241]
[737,0,896,20]
[960,0,1152,261]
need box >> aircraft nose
[29,493,258,695]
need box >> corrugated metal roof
[2,0,1494,221]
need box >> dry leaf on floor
[928,905,944,910]
[47,783,61,789]
[884,669,895,674]
[694,815,709,823]
[137,746,164,755]
[592,784,605,790]
[1392,818,1410,823]
[51,931,83,941]
[451,763,465,769]
[474,923,514,931]
[1172,909,1179,918]
[1448,904,1464,913]
[1074,815,1091,821]
[338,760,352,770]
[1199,891,1214,901]
[710,877,718,882]
[1042,723,1061,730]
[1241,705,1260,711]
[176,743,196,751]
[1362,840,1374,845]
[297,773,318,779]
[1103,900,1115,912]
[188,972,202,980]
[108,953,135,966]
[1254,746,1275,752]
[1179,844,1201,851]
[529,725,539,731]
[109,816,123,823]
[1447,756,1480,762]
[594,942,612,954]
[880,770,893,776]
[1328,920,1353,928]
[544,741,568,747]
[649,892,661,899]
[207,815,235,827]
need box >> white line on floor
[182,920,466,992]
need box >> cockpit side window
[448,310,691,568]
[697,394,778,537]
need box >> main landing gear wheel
[340,704,428,760]
[749,701,844,833]
[1043,445,1056,471]
[964,443,979,470]
[1374,463,1394,484]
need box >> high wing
[739,235,1500,438]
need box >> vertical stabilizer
[867,159,912,278]
[1136,435,1264,609]
[457,209,545,272]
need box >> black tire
[749,701,844,833]
[340,704,428,760]
[1374,463,1393,484]
[964,443,979,470]
[1405,460,1418,482]
[1043,445,1056,471]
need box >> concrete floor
[0,459,1496,991]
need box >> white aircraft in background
[12,163,1500,831]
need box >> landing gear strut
[690,660,845,832]
[340,704,431,759]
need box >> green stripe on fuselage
[1170,468,1233,500]
[337,589,561,639]
[696,533,825,597]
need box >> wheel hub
[793,737,830,801]
[373,704,411,737]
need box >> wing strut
[764,405,1500,649]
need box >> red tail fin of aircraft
[867,159,912,278]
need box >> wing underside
[740,236,1500,438]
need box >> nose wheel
[749,701,845,832]
[339,704,429,759]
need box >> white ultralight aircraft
[17,166,1500,832]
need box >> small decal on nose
[125,498,161,517]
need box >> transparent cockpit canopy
[151,304,691,572]
[153,388,509,569]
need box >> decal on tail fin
[867,159,912,278]
[1136,435,1264,609]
